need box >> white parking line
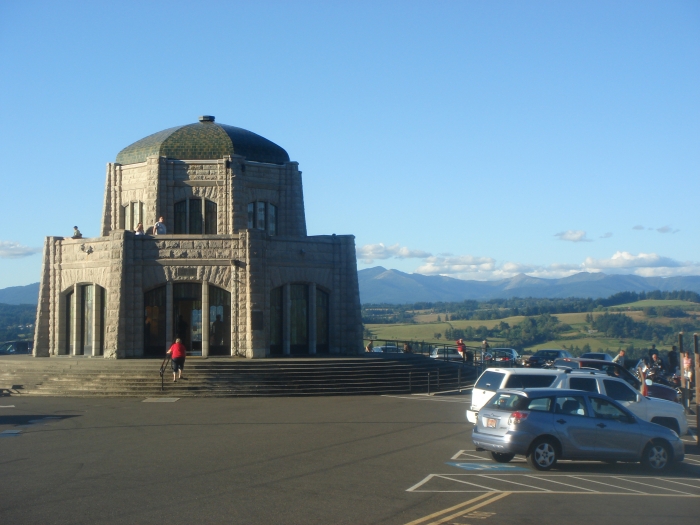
[612,477,694,495]
[438,475,500,492]
[658,478,700,489]
[451,450,489,460]
[478,475,551,492]
[525,475,598,492]
[568,475,646,494]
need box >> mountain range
[4,270,700,306]
[358,267,700,304]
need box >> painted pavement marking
[446,462,530,472]
[403,491,510,525]
[0,405,15,408]
[408,474,700,496]
[142,398,179,403]
[0,430,22,437]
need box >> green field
[611,299,699,309]
[365,309,681,353]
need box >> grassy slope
[365,303,691,352]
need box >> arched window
[174,198,217,234]
[63,284,106,356]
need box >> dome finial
[199,115,215,122]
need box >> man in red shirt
[166,338,187,382]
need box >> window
[504,374,557,389]
[121,201,144,231]
[555,396,588,416]
[486,393,526,410]
[569,377,599,393]
[208,285,231,356]
[590,397,629,421]
[144,286,166,356]
[528,397,553,412]
[270,287,283,355]
[316,288,329,354]
[475,371,506,392]
[603,380,638,403]
[256,202,266,231]
[80,285,93,355]
[290,284,308,354]
[174,198,217,234]
[247,201,277,235]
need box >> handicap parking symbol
[446,462,529,472]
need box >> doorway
[173,283,202,356]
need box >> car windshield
[534,350,560,358]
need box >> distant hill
[0,283,40,305]
[359,267,700,304]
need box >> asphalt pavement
[0,393,698,525]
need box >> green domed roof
[116,116,290,165]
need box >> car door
[601,379,646,420]
[588,395,641,460]
[552,395,599,458]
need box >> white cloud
[554,230,591,242]
[583,251,679,270]
[415,255,496,276]
[358,242,700,281]
[632,225,645,230]
[600,232,613,239]
[357,243,432,264]
[0,241,41,259]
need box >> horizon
[1,2,698,289]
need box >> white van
[466,368,566,423]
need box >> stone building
[33,116,363,359]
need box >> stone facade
[34,118,362,359]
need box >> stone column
[93,286,103,357]
[308,283,316,355]
[72,283,82,356]
[165,281,173,352]
[202,280,209,358]
[283,283,291,356]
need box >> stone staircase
[0,355,478,397]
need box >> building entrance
[173,283,202,356]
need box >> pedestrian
[166,338,187,382]
[481,339,490,353]
[613,349,626,366]
[153,216,167,235]
[403,342,412,353]
[134,222,145,236]
[72,226,82,239]
[683,352,693,389]
[456,338,466,361]
[365,340,374,353]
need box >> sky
[0,1,698,289]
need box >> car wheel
[527,438,558,471]
[490,452,515,463]
[641,441,671,471]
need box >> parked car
[430,347,465,362]
[580,352,612,361]
[0,341,32,355]
[374,345,402,353]
[472,388,684,471]
[553,357,680,403]
[466,368,566,423]
[525,349,573,368]
[550,369,688,435]
[489,348,519,365]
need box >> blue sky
[0,1,698,289]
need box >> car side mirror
[636,394,643,402]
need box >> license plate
[486,418,497,428]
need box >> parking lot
[0,393,698,525]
